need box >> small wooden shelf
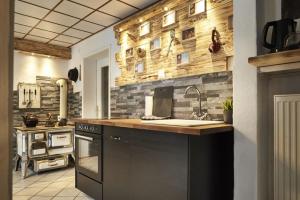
[249,49,300,68]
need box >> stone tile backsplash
[111,71,233,120]
[13,76,82,127]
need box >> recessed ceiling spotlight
[139,18,143,23]
[164,7,169,11]
[119,28,123,32]
[31,53,35,56]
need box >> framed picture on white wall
[162,10,176,27]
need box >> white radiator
[274,94,300,200]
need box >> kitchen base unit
[74,120,233,200]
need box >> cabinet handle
[111,136,121,141]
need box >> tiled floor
[13,167,94,200]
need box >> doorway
[82,48,110,119]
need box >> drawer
[48,132,72,147]
[34,156,68,172]
[31,142,47,157]
[31,132,46,141]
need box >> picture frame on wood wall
[135,61,145,74]
[126,48,134,58]
[162,10,176,27]
[139,21,151,37]
[189,0,206,17]
[177,52,190,66]
[150,37,161,51]
[182,27,196,42]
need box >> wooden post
[0,0,14,199]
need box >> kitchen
[0,0,300,200]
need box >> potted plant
[223,98,233,124]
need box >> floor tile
[13,187,24,194]
[28,181,51,188]
[56,188,80,196]
[30,196,52,200]
[12,196,32,200]
[36,187,63,196]
[47,181,69,188]
[52,197,75,200]
[15,187,42,196]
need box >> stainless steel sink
[141,119,223,127]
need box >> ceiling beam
[14,38,71,59]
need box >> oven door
[75,131,102,183]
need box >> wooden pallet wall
[114,0,233,86]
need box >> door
[96,64,109,119]
[103,126,132,200]
[130,129,188,200]
[75,131,102,182]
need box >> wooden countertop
[14,126,74,132]
[73,119,233,136]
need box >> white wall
[13,51,69,90]
[69,27,120,94]
[233,0,258,200]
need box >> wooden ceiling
[14,0,160,48]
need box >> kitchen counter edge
[72,119,233,136]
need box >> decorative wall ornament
[162,10,176,27]
[18,83,41,109]
[150,37,161,51]
[135,62,145,74]
[208,27,225,53]
[182,27,196,41]
[189,0,206,17]
[126,48,134,58]
[127,33,137,42]
[137,47,146,58]
[177,52,190,65]
[139,21,151,36]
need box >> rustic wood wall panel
[114,0,233,86]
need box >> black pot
[22,115,39,127]
[223,110,233,124]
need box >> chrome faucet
[184,85,208,120]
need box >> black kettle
[263,18,297,52]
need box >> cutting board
[152,86,174,118]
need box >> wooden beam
[14,38,72,59]
[0,0,13,198]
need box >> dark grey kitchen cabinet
[103,126,233,200]
[103,126,188,200]
[130,129,188,200]
[103,126,132,200]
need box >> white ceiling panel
[99,0,138,18]
[15,24,32,34]
[15,0,49,18]
[70,0,109,9]
[36,21,68,33]
[44,12,79,26]
[21,0,61,9]
[64,28,91,39]
[30,29,58,39]
[121,0,158,9]
[25,35,50,43]
[15,32,25,38]
[55,35,81,44]
[86,11,119,26]
[55,1,93,18]
[49,40,72,47]
[15,14,40,27]
[74,21,104,33]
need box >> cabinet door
[130,129,188,200]
[103,126,132,200]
